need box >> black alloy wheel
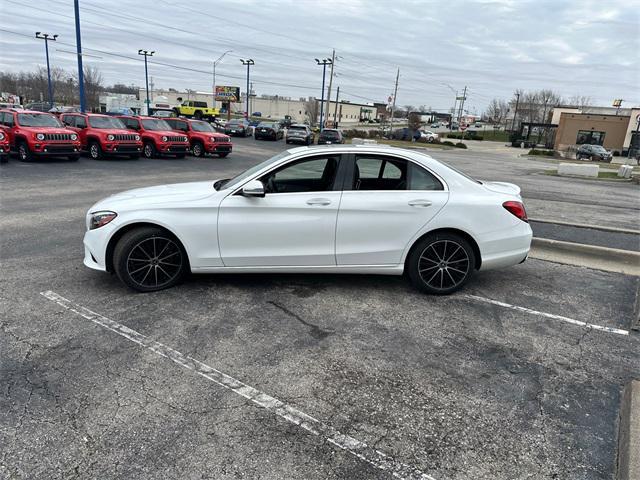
[89,141,103,160]
[192,141,204,157]
[143,141,157,159]
[407,233,475,294]
[114,227,187,292]
[18,141,33,162]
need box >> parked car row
[0,108,233,162]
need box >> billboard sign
[215,86,240,102]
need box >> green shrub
[342,129,361,138]
[455,142,467,149]
[446,132,483,141]
[442,140,455,146]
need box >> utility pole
[250,82,254,118]
[240,59,254,119]
[213,50,232,109]
[510,92,521,133]
[35,32,58,108]
[73,0,85,112]
[138,50,155,115]
[333,86,340,127]
[389,68,399,135]
[315,58,332,129]
[458,85,467,125]
[451,93,458,130]
[325,49,335,128]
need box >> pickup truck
[173,101,219,121]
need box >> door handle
[408,199,433,207]
[306,198,331,206]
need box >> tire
[192,141,204,157]
[285,140,290,144]
[68,155,79,162]
[143,141,157,159]
[407,232,476,295]
[17,141,33,162]
[218,152,229,158]
[194,110,203,120]
[113,226,188,292]
[88,140,103,160]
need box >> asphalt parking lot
[1,138,639,479]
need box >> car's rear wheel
[17,141,33,162]
[407,233,475,294]
[89,141,103,160]
[192,141,204,157]
[113,227,187,292]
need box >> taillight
[503,201,528,222]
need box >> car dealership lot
[1,139,638,479]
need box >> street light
[315,58,332,129]
[240,59,254,119]
[213,50,232,109]
[138,50,155,114]
[35,32,58,108]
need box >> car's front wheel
[192,141,204,157]
[17,141,33,162]
[143,141,157,158]
[89,141,103,160]
[113,227,188,292]
[407,233,475,294]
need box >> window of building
[576,130,605,145]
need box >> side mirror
[242,179,265,197]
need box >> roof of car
[2,109,47,114]
[286,143,433,158]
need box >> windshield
[191,121,214,132]
[221,151,290,190]
[17,113,62,127]
[258,123,276,128]
[141,119,171,131]
[88,116,126,129]
[591,145,607,152]
[227,120,244,126]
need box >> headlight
[89,211,117,230]
[210,136,217,142]
[162,136,168,142]
[107,134,115,141]
[135,135,141,141]
[0,132,4,141]
[36,133,45,141]
[70,133,78,141]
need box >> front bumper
[32,143,81,155]
[104,143,143,154]
[158,144,189,153]
[83,225,113,272]
[205,143,233,153]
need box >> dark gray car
[576,144,612,162]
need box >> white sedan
[83,145,532,294]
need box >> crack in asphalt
[267,300,336,340]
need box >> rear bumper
[287,137,310,143]
[478,221,533,270]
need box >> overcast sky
[1,0,638,112]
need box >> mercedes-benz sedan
[83,145,532,293]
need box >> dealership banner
[215,86,240,102]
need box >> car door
[218,153,344,266]
[0,112,12,146]
[336,153,449,265]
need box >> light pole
[510,92,521,133]
[213,50,232,109]
[35,32,58,108]
[138,50,155,115]
[240,59,254,119]
[73,0,85,112]
[315,58,332,129]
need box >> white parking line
[462,294,629,336]
[40,290,435,480]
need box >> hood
[482,181,521,196]
[90,181,216,212]
[21,127,74,134]
[144,129,188,138]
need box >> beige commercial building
[554,110,640,156]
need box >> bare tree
[485,98,509,126]
[568,95,593,110]
[305,98,319,126]
[80,65,104,111]
[538,89,563,123]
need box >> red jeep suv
[0,128,8,163]
[61,113,142,160]
[164,118,232,157]
[0,109,81,161]
[117,116,189,158]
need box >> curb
[617,380,640,480]
[530,238,640,277]
[530,218,640,236]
